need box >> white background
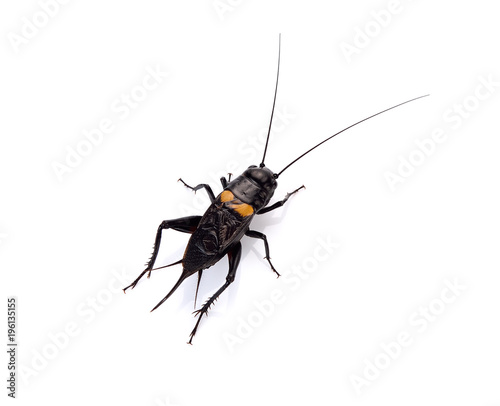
[1,0,500,405]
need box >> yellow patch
[220,190,234,202]
[219,190,254,217]
[230,203,254,217]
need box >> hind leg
[123,216,201,292]
[188,242,242,344]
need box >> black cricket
[123,36,428,344]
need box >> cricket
[123,35,428,344]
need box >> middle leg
[178,178,216,202]
[245,229,279,277]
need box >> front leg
[257,185,305,214]
[220,173,232,189]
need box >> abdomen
[182,191,254,273]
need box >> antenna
[260,33,281,168]
[275,94,430,178]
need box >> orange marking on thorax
[219,190,254,217]
[230,202,254,217]
[220,190,234,202]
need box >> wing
[182,191,255,273]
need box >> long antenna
[275,94,429,178]
[260,33,281,168]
